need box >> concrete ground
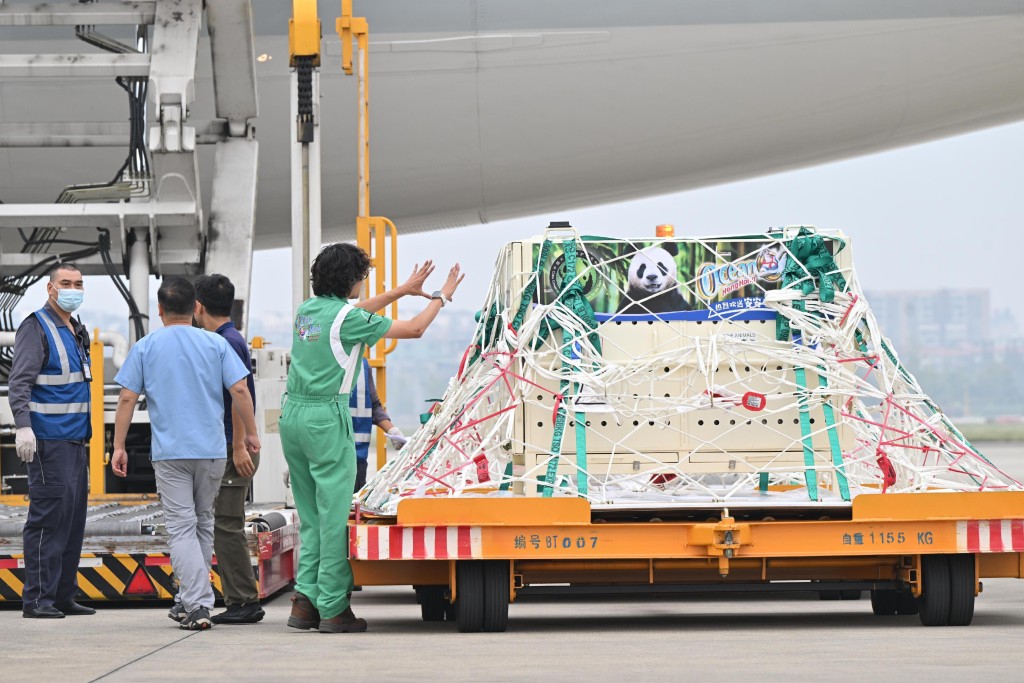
[1,444,1021,683]
[1,582,1023,683]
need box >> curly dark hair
[310,243,371,298]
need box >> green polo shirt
[287,296,392,398]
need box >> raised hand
[402,261,435,299]
[440,264,465,301]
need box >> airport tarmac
[2,581,1023,682]
[1,444,1021,683]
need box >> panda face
[628,247,677,294]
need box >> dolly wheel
[455,561,485,633]
[419,586,448,622]
[870,589,899,615]
[896,590,919,616]
[918,555,951,626]
[897,589,921,618]
[947,554,976,626]
[482,561,510,633]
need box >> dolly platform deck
[348,492,1024,631]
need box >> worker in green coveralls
[282,242,463,633]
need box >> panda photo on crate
[617,242,690,315]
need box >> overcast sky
[261,119,1024,335]
[14,120,1024,339]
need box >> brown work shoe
[318,606,368,633]
[287,592,321,630]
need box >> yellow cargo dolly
[349,493,1024,631]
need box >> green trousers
[279,395,355,620]
[213,449,260,606]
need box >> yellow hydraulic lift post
[289,0,322,314]
[338,1,398,470]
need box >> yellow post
[357,216,400,470]
[88,330,106,497]
[289,0,321,66]
[342,4,396,471]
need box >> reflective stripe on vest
[29,308,90,439]
[351,359,374,461]
[29,401,90,414]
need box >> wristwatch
[430,290,449,307]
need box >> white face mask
[53,287,84,313]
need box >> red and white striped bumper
[349,525,483,560]
[956,519,1024,553]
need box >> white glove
[386,427,407,448]
[282,469,290,488]
[15,427,36,463]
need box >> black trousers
[22,439,88,609]
[355,459,368,492]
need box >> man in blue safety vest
[351,358,406,491]
[8,263,96,618]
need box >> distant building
[865,289,991,354]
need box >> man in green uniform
[281,242,463,633]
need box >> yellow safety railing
[340,2,397,470]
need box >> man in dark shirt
[192,274,263,624]
[8,263,96,618]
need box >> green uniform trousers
[279,394,355,620]
[213,449,260,606]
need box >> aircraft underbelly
[1,15,1022,246]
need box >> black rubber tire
[947,554,976,626]
[918,555,952,626]
[896,590,919,616]
[819,590,842,600]
[419,586,448,622]
[455,561,485,633]
[871,589,899,615]
[482,561,510,633]
[840,589,862,600]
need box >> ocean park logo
[294,314,322,342]
[695,247,787,299]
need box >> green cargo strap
[758,472,769,493]
[793,364,819,501]
[540,239,596,497]
[776,228,848,342]
[499,460,514,492]
[512,239,552,333]
[790,314,819,501]
[574,383,589,497]
[467,304,500,368]
[540,396,568,497]
[817,369,850,501]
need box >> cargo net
[360,227,1021,515]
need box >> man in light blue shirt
[111,277,260,631]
